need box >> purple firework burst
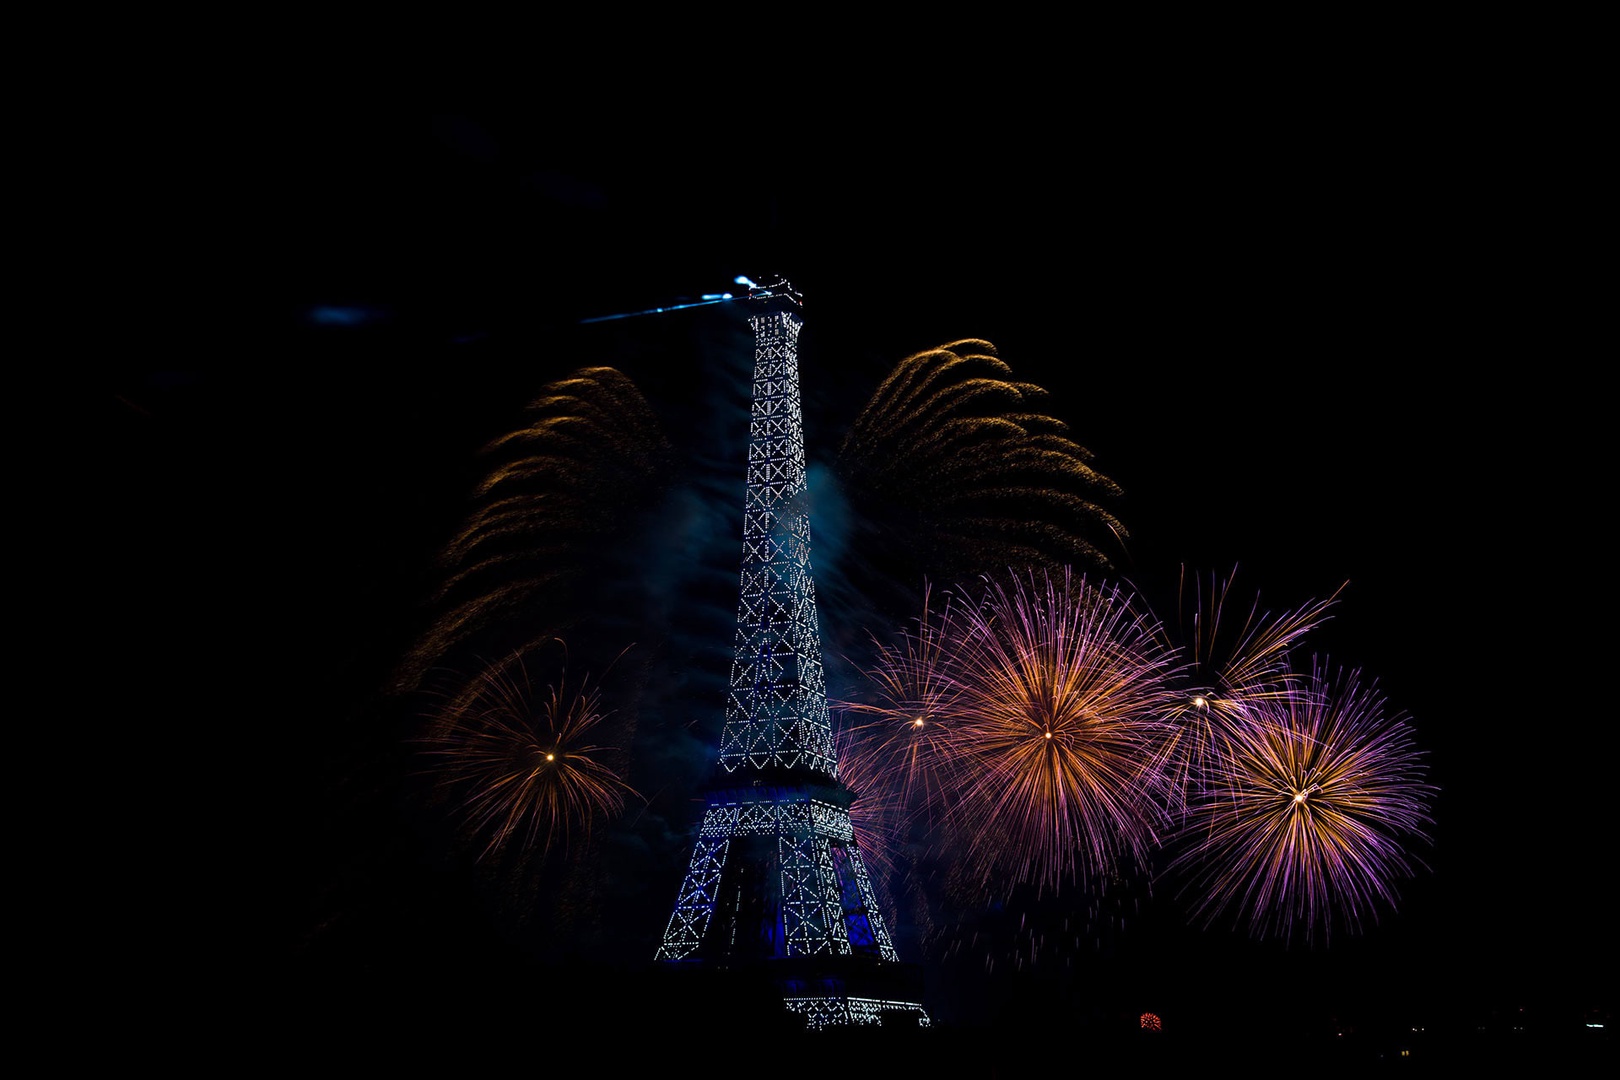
[1169,661,1435,941]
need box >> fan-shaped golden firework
[836,340,1126,587]
[393,366,671,700]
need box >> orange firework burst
[424,646,641,861]
[845,569,1185,899]
[939,569,1186,895]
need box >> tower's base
[650,955,930,1035]
[782,989,931,1032]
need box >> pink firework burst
[840,583,969,817]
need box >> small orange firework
[424,646,640,861]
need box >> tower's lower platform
[654,772,931,1031]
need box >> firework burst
[835,570,1185,969]
[839,583,969,815]
[1168,661,1435,941]
[939,569,1186,896]
[423,645,641,862]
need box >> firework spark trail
[1168,661,1435,941]
[1158,567,1343,803]
[939,569,1186,896]
[1174,567,1343,706]
[424,645,641,862]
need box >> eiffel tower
[654,280,930,1034]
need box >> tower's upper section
[714,293,837,778]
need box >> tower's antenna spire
[579,276,801,324]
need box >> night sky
[115,77,1609,1063]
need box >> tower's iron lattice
[655,286,929,1032]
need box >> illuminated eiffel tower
[654,279,930,1033]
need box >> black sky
[115,73,1610,1056]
